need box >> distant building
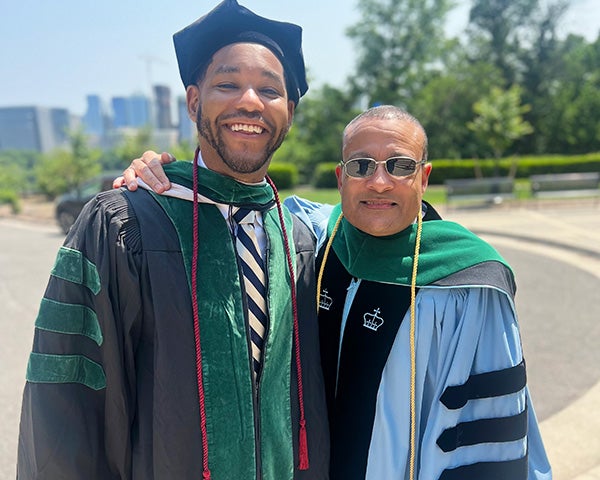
[177,96,196,144]
[0,106,73,152]
[0,87,184,153]
[83,95,105,137]
[50,108,71,146]
[154,85,172,129]
[130,94,151,127]
[111,94,151,128]
[111,97,129,128]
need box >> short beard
[196,106,289,175]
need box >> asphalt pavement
[442,198,600,480]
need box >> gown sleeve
[420,287,551,479]
[366,286,552,479]
[17,190,142,479]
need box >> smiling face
[336,116,432,237]
[186,42,294,182]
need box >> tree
[467,0,539,85]
[518,1,569,153]
[273,84,359,183]
[0,150,40,192]
[410,41,503,159]
[111,126,156,169]
[559,70,600,153]
[170,140,196,162]
[36,129,101,199]
[530,33,600,154]
[346,0,455,106]
[0,163,26,213]
[467,85,533,171]
[271,126,312,183]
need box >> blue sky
[1,0,598,116]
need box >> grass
[279,187,340,204]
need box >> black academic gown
[17,187,329,480]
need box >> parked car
[55,172,120,234]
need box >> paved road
[1,202,599,479]
[0,219,64,479]
[491,244,600,421]
[446,203,600,480]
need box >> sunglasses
[341,156,426,178]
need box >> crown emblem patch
[363,308,384,331]
[319,289,333,311]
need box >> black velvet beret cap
[173,0,308,105]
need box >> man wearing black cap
[16,1,329,479]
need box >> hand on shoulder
[113,151,176,193]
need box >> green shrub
[513,155,600,176]
[0,189,21,214]
[427,154,600,185]
[267,163,298,189]
[312,163,338,188]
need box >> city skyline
[0,87,193,154]
[2,0,599,116]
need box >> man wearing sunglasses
[290,105,550,479]
[118,105,551,479]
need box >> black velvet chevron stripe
[438,455,528,480]
[437,408,527,453]
[440,360,526,410]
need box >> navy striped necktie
[233,207,268,380]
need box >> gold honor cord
[316,210,423,479]
[409,209,423,480]
[316,212,344,311]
